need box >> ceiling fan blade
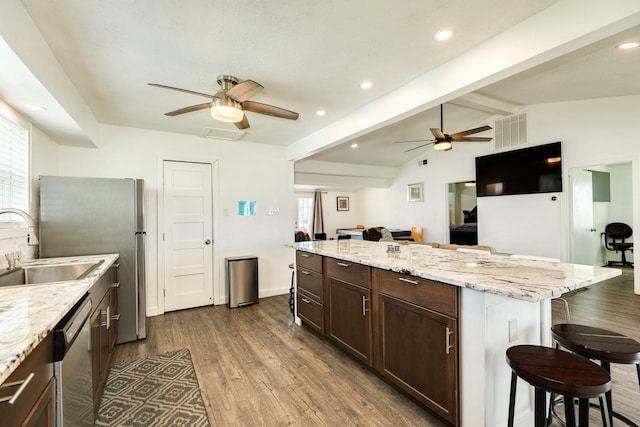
[455,136,493,142]
[148,83,216,99]
[403,142,434,153]
[393,139,435,144]
[165,103,211,116]
[449,125,492,139]
[234,115,250,130]
[226,80,264,102]
[242,101,299,120]
[430,128,446,139]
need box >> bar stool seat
[507,345,611,427]
[551,323,640,426]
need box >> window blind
[0,114,29,221]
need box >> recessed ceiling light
[360,81,373,89]
[351,143,358,148]
[316,110,326,116]
[434,29,453,41]
[617,41,640,50]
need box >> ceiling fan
[394,104,492,152]
[148,75,299,130]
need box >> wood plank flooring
[111,268,639,426]
[111,296,447,426]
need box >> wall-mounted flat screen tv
[475,142,562,197]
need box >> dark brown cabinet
[375,269,459,425]
[89,264,119,417]
[294,250,460,424]
[326,257,372,366]
[0,334,55,427]
[295,251,324,334]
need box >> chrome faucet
[0,208,39,246]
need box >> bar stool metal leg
[508,372,517,427]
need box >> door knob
[205,239,211,245]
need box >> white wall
[44,124,295,315]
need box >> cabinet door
[23,377,55,427]
[378,294,458,425]
[327,278,372,365]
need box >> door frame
[157,154,220,315]
[565,156,639,296]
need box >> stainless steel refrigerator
[39,176,146,344]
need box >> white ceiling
[1,1,639,168]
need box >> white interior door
[164,161,213,311]
[571,169,597,265]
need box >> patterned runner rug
[96,349,210,427]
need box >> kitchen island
[0,253,119,384]
[291,240,621,426]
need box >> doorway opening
[569,162,633,267]
[448,181,477,245]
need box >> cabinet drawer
[297,291,324,334]
[326,257,371,288]
[296,251,323,273]
[297,268,323,302]
[376,269,458,318]
[0,334,53,426]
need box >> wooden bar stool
[506,345,611,427]
[551,324,640,426]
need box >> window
[0,113,29,221]
[296,195,313,233]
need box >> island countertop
[291,240,621,302]
[0,253,119,384]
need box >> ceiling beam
[449,93,519,116]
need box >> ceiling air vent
[200,127,245,141]
[494,112,527,150]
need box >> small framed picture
[337,196,349,211]
[407,183,423,202]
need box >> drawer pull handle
[113,263,120,268]
[445,327,454,355]
[301,297,311,304]
[362,295,369,316]
[111,282,121,288]
[301,253,310,258]
[111,314,121,321]
[0,372,34,406]
[399,277,418,285]
[300,270,311,275]
[337,262,350,267]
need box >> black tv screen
[475,142,562,197]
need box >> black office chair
[314,233,327,240]
[602,222,633,267]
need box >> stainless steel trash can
[226,256,259,308]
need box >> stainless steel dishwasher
[53,294,93,427]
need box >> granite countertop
[0,253,119,384]
[290,240,621,302]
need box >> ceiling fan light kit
[210,96,244,123]
[433,140,452,151]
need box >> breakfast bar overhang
[290,240,621,426]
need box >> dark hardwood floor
[111,268,639,426]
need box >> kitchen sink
[0,261,102,287]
